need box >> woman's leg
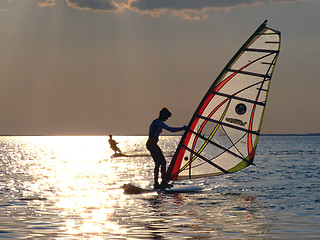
[154,164,160,186]
[147,140,166,187]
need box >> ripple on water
[0,136,319,239]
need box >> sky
[0,0,319,136]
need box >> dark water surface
[0,135,319,239]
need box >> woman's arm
[159,121,186,133]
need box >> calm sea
[0,135,319,239]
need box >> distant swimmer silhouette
[146,107,186,189]
[108,135,122,154]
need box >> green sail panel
[167,20,281,180]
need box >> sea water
[0,135,319,239]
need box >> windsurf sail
[167,20,281,180]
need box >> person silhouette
[108,135,122,154]
[146,108,186,189]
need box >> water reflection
[20,136,148,238]
[0,136,271,239]
[114,191,267,239]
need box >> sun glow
[20,136,137,236]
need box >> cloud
[38,0,57,7]
[65,0,120,11]
[37,0,309,20]
[128,0,297,20]
[130,0,257,11]
[37,0,120,11]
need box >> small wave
[19,196,47,201]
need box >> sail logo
[226,118,247,127]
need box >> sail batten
[244,48,279,53]
[261,62,275,65]
[167,21,281,181]
[228,69,271,78]
[211,91,266,106]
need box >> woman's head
[159,107,172,121]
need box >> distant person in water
[108,135,122,154]
[146,107,186,189]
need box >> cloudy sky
[0,0,319,135]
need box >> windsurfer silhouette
[146,108,186,189]
[108,135,122,154]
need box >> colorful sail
[167,20,281,180]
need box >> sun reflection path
[21,136,150,237]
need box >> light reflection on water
[0,135,319,239]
